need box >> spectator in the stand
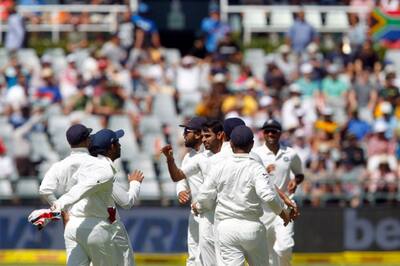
[201,4,230,53]
[196,74,227,119]
[378,72,400,110]
[101,34,127,65]
[321,64,349,123]
[345,110,371,141]
[222,85,258,118]
[66,16,88,53]
[366,121,397,171]
[118,10,134,53]
[64,75,93,115]
[5,74,29,113]
[35,69,62,105]
[295,63,319,99]
[0,138,16,180]
[354,40,380,70]
[348,68,377,122]
[131,2,161,49]
[347,14,367,52]
[188,37,208,60]
[287,10,317,54]
[175,56,202,116]
[5,4,26,51]
[274,44,297,81]
[340,134,366,167]
[216,32,242,64]
[264,62,286,99]
[59,54,79,101]
[92,81,126,118]
[281,84,304,131]
[375,101,397,139]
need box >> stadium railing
[218,0,371,43]
[0,4,133,43]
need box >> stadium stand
[0,0,398,210]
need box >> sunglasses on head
[264,129,280,134]
[184,128,196,135]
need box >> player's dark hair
[202,119,223,134]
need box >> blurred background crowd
[0,0,399,208]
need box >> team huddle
[28,116,304,266]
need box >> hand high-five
[161,145,174,159]
[128,170,144,183]
[178,190,191,205]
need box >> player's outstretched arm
[161,145,187,182]
[113,170,144,209]
[275,185,300,220]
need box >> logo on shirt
[283,156,290,162]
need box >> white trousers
[216,219,268,266]
[197,211,217,266]
[111,220,135,266]
[187,213,200,266]
[265,216,294,266]
[64,216,134,266]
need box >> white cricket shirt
[176,148,203,200]
[196,153,284,222]
[252,144,303,193]
[39,148,91,204]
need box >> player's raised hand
[279,210,291,226]
[287,179,297,194]
[191,202,199,216]
[178,190,191,205]
[161,145,174,159]
[266,164,276,173]
[128,170,144,183]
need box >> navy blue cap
[179,117,207,131]
[230,125,254,147]
[262,119,282,131]
[90,129,124,151]
[66,124,92,145]
[223,117,245,137]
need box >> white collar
[71,147,89,154]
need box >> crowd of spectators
[0,1,399,208]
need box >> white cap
[300,63,313,74]
[327,64,339,74]
[278,44,290,54]
[321,107,333,116]
[384,64,396,74]
[380,101,393,114]
[41,54,52,64]
[295,128,305,138]
[295,108,305,117]
[259,96,273,107]
[181,55,196,65]
[374,120,388,133]
[307,42,318,54]
[66,54,76,63]
[212,73,226,83]
[289,83,302,93]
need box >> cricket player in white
[162,119,225,266]
[253,119,304,266]
[175,117,206,265]
[50,128,143,266]
[193,125,292,266]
